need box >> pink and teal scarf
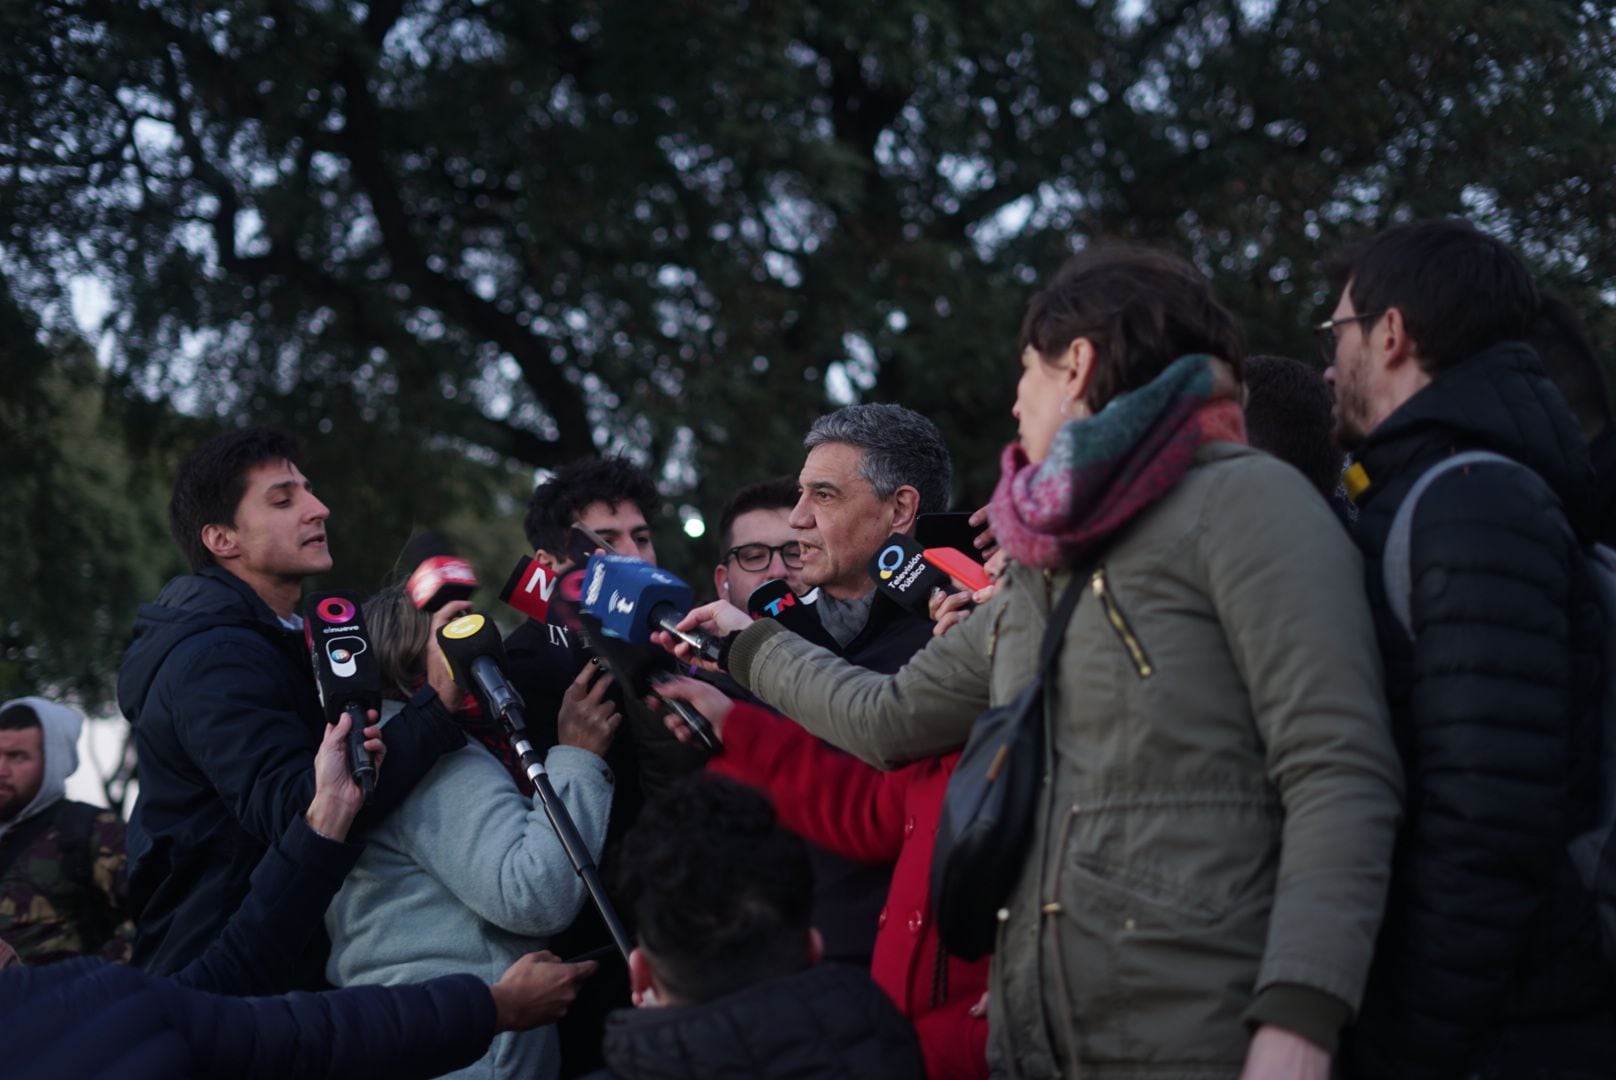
[989,354,1246,570]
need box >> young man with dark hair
[0,697,133,964]
[522,457,661,564]
[589,774,922,1080]
[713,476,804,604]
[118,427,468,982]
[1321,220,1616,1077]
[507,455,705,1078]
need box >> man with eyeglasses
[1320,220,1614,1079]
[713,477,806,604]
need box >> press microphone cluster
[436,611,634,962]
[303,590,381,802]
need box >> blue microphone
[579,554,723,663]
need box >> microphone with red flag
[403,531,479,612]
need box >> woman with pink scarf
[659,245,1403,1080]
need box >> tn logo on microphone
[315,597,356,624]
[876,544,906,580]
[325,637,367,678]
[763,593,799,617]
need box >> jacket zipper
[1090,568,1153,678]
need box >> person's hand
[1238,1025,1331,1080]
[490,950,599,1032]
[425,600,476,711]
[650,599,751,672]
[984,546,1011,584]
[970,504,1000,564]
[557,662,620,756]
[306,711,385,841]
[645,675,734,744]
[929,588,974,637]
[968,990,989,1018]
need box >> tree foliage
[3,0,1615,700]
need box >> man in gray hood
[0,696,133,963]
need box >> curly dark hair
[522,456,662,554]
[612,774,813,1004]
[168,428,304,572]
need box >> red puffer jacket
[709,702,989,1080]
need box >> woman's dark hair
[1018,245,1244,412]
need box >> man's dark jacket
[1,815,495,1080]
[1343,342,1616,1078]
[585,964,924,1080]
[117,566,464,980]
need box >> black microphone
[303,591,381,801]
[433,610,525,725]
[746,579,840,652]
[434,611,634,963]
[866,532,953,617]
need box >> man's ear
[628,947,659,1007]
[806,927,824,968]
[714,564,730,600]
[201,523,239,562]
[534,548,568,574]
[1378,307,1418,369]
[889,485,922,535]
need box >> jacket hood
[1357,341,1596,535]
[0,696,83,842]
[116,566,291,726]
[599,964,921,1080]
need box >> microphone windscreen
[867,533,950,616]
[403,531,478,612]
[579,554,694,644]
[303,591,383,723]
[436,610,507,686]
[746,579,840,652]
[500,555,557,623]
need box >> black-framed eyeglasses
[724,541,803,572]
[1313,311,1384,365]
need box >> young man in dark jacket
[1323,219,1616,1078]
[588,774,922,1080]
[118,428,467,982]
[1,715,596,1080]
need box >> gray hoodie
[0,696,84,845]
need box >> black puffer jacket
[1343,342,1616,1078]
[587,964,923,1080]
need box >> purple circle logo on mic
[316,596,357,624]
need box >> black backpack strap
[1038,568,1092,675]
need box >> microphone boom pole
[440,616,634,964]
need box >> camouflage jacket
[0,799,135,965]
